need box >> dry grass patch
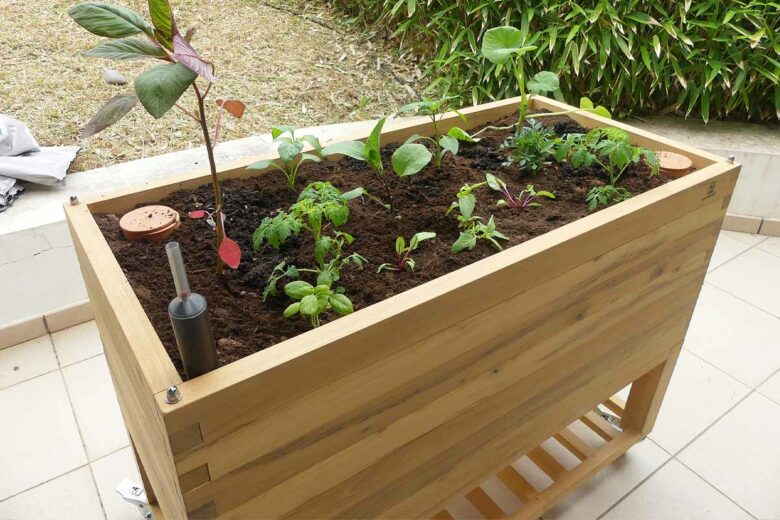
[0,0,414,172]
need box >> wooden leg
[131,437,157,505]
[620,344,682,436]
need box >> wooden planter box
[65,96,739,520]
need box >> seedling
[299,231,368,287]
[451,216,509,253]
[554,127,659,210]
[262,261,299,302]
[283,280,354,328]
[586,185,632,210]
[446,181,486,227]
[253,182,362,250]
[396,97,478,168]
[69,0,245,275]
[486,174,555,209]
[377,232,436,273]
[247,125,324,191]
[502,119,558,173]
[321,117,435,209]
[479,26,611,132]
[447,182,508,253]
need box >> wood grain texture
[65,96,738,519]
[65,204,185,520]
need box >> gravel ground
[0,0,416,172]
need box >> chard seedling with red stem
[377,232,436,273]
[486,174,555,209]
[69,0,245,275]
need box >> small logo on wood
[702,182,717,200]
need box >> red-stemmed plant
[485,173,555,209]
[69,0,244,274]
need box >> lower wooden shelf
[433,396,637,520]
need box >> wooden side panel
[65,205,185,520]
[159,164,734,518]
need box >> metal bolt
[69,195,80,206]
[728,154,735,163]
[165,385,182,404]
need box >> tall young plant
[69,0,244,275]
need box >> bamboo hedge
[333,0,780,122]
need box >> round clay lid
[120,205,179,241]
[656,150,693,174]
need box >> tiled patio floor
[1,230,779,519]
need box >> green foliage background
[332,0,780,122]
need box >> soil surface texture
[96,116,670,378]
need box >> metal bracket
[115,479,152,519]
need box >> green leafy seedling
[283,280,354,328]
[486,174,555,209]
[247,126,324,191]
[299,231,368,287]
[501,119,558,173]
[377,232,436,273]
[396,97,478,168]
[451,216,509,253]
[586,185,633,210]
[262,261,299,302]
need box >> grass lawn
[0,0,413,172]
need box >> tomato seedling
[377,231,436,273]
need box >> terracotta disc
[656,150,693,178]
[120,205,179,241]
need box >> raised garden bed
[66,95,739,520]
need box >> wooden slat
[497,467,538,503]
[581,411,619,442]
[602,396,626,417]
[509,431,642,520]
[432,509,454,520]
[466,487,504,519]
[554,427,596,461]
[527,447,567,480]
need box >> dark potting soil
[95,116,670,378]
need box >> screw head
[165,385,182,404]
[69,195,80,206]
[728,154,736,163]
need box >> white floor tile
[90,447,142,520]
[0,335,58,390]
[684,284,780,387]
[0,466,104,520]
[646,351,749,454]
[51,321,103,368]
[708,247,780,317]
[62,355,128,461]
[602,459,752,520]
[707,232,753,272]
[0,245,87,327]
[0,228,51,265]
[543,439,669,520]
[758,235,780,259]
[679,393,780,519]
[0,371,87,500]
[759,370,780,405]
[722,230,766,247]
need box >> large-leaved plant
[69,0,245,275]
